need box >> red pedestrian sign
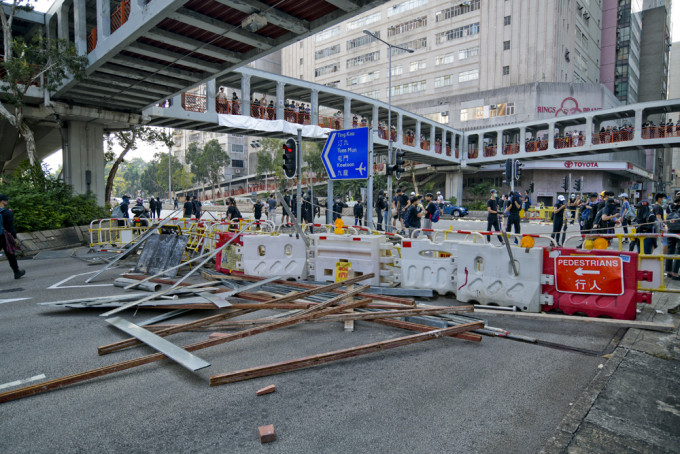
[555,255,624,296]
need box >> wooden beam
[209,321,485,386]
[474,309,676,332]
[0,284,372,404]
[369,319,482,343]
[98,274,375,355]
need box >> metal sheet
[105,316,210,372]
[134,234,188,278]
[139,309,193,326]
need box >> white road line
[0,373,47,390]
[0,298,32,305]
[48,270,114,289]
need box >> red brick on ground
[258,424,276,443]
[256,385,276,396]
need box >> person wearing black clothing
[226,198,242,221]
[302,194,314,233]
[313,196,321,220]
[600,197,620,236]
[283,190,291,225]
[567,194,578,224]
[486,189,504,244]
[395,188,409,233]
[192,196,202,219]
[131,198,150,218]
[253,199,263,229]
[183,196,194,218]
[291,194,298,218]
[155,197,162,218]
[353,199,364,226]
[375,190,387,231]
[505,191,522,239]
[551,195,566,246]
[332,198,347,222]
[173,197,179,210]
[117,195,130,227]
[0,194,25,279]
[665,196,680,279]
[149,197,157,219]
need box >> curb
[540,346,628,454]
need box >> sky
[33,0,680,171]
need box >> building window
[435,0,480,22]
[346,51,380,69]
[503,66,510,75]
[387,0,429,17]
[299,58,303,65]
[346,12,381,31]
[325,81,340,88]
[503,40,510,50]
[459,69,479,83]
[315,26,340,42]
[361,90,380,100]
[315,44,340,60]
[436,53,455,65]
[231,159,244,168]
[347,71,380,86]
[231,144,244,153]
[391,37,427,55]
[460,102,514,122]
[409,60,426,72]
[387,16,427,37]
[315,63,340,77]
[436,22,480,44]
[347,32,381,50]
[389,80,426,96]
[504,16,511,26]
[391,65,403,76]
[458,46,479,60]
[434,74,455,88]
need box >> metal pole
[296,128,302,222]
[510,159,515,193]
[327,179,333,225]
[367,128,374,228]
[168,129,172,202]
[386,42,393,233]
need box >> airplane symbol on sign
[574,268,600,276]
[356,162,366,176]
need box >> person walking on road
[267,194,277,224]
[353,198,364,226]
[551,195,567,246]
[149,197,157,219]
[486,189,504,245]
[183,196,194,218]
[505,191,522,241]
[192,196,202,219]
[423,193,437,240]
[0,194,25,280]
[155,197,162,219]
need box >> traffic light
[282,138,296,179]
[514,160,522,180]
[529,182,535,193]
[573,178,581,191]
[392,149,405,180]
[505,159,512,184]
[561,176,568,191]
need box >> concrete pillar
[429,126,435,152]
[206,79,216,115]
[276,82,285,120]
[634,108,644,141]
[343,97,351,129]
[547,123,555,152]
[311,89,319,125]
[371,105,378,130]
[57,5,69,42]
[441,130,447,155]
[584,118,593,146]
[96,0,111,42]
[131,0,146,14]
[396,113,403,143]
[415,121,421,149]
[241,74,250,117]
[73,0,87,55]
[445,171,463,205]
[62,121,106,206]
[519,127,526,154]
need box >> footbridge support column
[445,170,463,206]
[62,121,106,206]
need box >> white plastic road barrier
[454,242,544,312]
[308,233,397,286]
[237,234,308,280]
[394,238,458,295]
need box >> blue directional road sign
[322,127,369,180]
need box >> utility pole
[296,128,302,222]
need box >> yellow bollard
[334,218,345,235]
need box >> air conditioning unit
[234,169,241,174]
[462,1,470,6]
[490,104,497,109]
[583,12,590,19]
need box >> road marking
[0,297,31,305]
[0,374,46,390]
[48,270,114,289]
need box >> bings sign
[537,97,601,116]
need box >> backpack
[635,202,655,233]
[376,197,386,211]
[111,205,123,218]
[624,204,636,221]
[667,209,680,232]
[431,204,440,223]
[593,208,605,228]
[580,205,592,224]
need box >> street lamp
[363,29,413,232]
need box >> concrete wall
[638,6,670,102]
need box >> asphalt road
[0,244,620,453]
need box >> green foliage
[0,161,107,232]
[255,138,287,190]
[448,196,458,206]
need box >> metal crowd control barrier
[526,207,555,222]
[89,217,152,249]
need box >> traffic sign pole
[367,128,374,228]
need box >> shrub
[0,162,108,232]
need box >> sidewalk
[542,285,680,453]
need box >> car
[203,201,214,206]
[441,202,468,218]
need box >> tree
[104,127,173,206]
[185,139,230,200]
[255,138,286,191]
[302,142,324,186]
[0,0,88,165]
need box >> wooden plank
[0,283,373,404]
[369,318,482,343]
[97,274,375,355]
[209,321,485,386]
[474,309,676,332]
